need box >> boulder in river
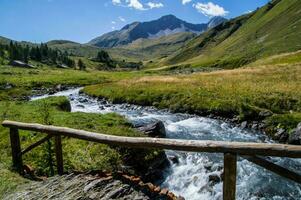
[241,121,248,129]
[137,121,166,138]
[288,122,301,145]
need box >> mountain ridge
[88,15,227,48]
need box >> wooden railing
[2,120,301,200]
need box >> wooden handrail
[2,120,301,200]
[2,120,301,158]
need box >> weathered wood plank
[9,128,23,174]
[3,120,301,158]
[21,135,53,155]
[55,135,64,175]
[223,153,237,200]
[243,156,301,184]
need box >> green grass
[248,50,301,66]
[0,65,148,100]
[83,63,301,119]
[0,97,162,197]
[165,0,301,69]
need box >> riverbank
[83,63,301,143]
[0,97,164,198]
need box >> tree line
[0,41,75,67]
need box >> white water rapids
[32,88,301,200]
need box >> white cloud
[126,0,145,10]
[182,0,192,5]
[193,2,228,17]
[112,26,116,30]
[119,16,126,22]
[112,0,121,5]
[111,21,116,24]
[112,0,163,11]
[147,2,164,9]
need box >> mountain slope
[47,40,102,58]
[88,15,226,48]
[110,32,196,61]
[166,0,301,68]
[0,36,11,45]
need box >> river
[32,88,301,200]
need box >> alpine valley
[1,0,301,199]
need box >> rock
[274,128,285,140]
[209,174,221,185]
[279,132,289,143]
[9,60,35,68]
[288,122,301,145]
[259,110,273,118]
[78,98,89,103]
[251,123,258,129]
[168,155,179,165]
[241,121,248,129]
[258,123,266,130]
[55,84,62,91]
[137,121,166,138]
[4,83,14,89]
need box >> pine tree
[78,59,86,70]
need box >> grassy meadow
[0,65,149,100]
[84,60,301,131]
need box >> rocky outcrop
[137,121,166,138]
[5,172,183,200]
[288,122,301,145]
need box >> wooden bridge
[2,120,301,200]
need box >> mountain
[109,32,196,61]
[166,0,301,68]
[207,16,228,29]
[88,15,226,48]
[0,36,11,45]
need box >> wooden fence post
[223,153,237,200]
[55,135,64,175]
[9,128,23,174]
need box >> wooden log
[9,128,23,174]
[223,153,237,200]
[3,120,301,158]
[243,156,301,184]
[21,135,53,155]
[55,135,64,175]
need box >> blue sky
[0,0,268,43]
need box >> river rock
[241,121,248,129]
[168,155,180,165]
[274,128,285,140]
[137,121,166,138]
[259,110,273,118]
[288,122,301,145]
[279,132,289,143]
[209,174,221,185]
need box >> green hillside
[47,33,195,63]
[47,40,102,58]
[113,32,195,62]
[167,0,301,68]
